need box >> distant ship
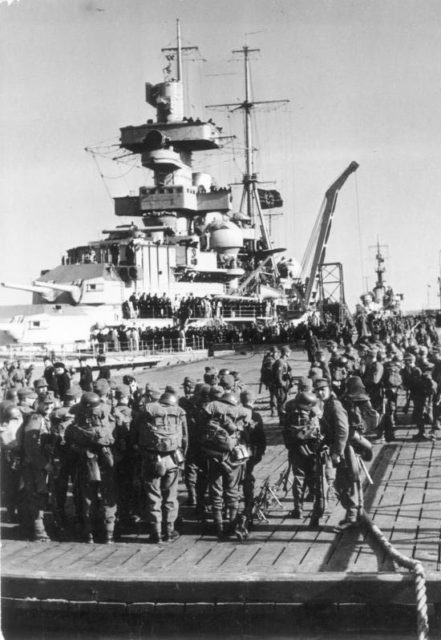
[1,21,358,349]
[357,240,403,317]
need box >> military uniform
[0,405,23,523]
[134,393,187,543]
[317,380,360,528]
[240,391,266,525]
[260,349,279,416]
[271,347,292,425]
[65,394,116,543]
[51,398,78,526]
[284,392,322,522]
[113,387,134,528]
[20,398,56,541]
[200,394,251,538]
[362,354,384,414]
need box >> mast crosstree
[206,46,289,259]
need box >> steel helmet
[222,391,238,406]
[159,392,177,406]
[81,392,101,408]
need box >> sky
[1,0,441,312]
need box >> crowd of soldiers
[258,315,441,529]
[0,313,439,544]
[0,363,267,544]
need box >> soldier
[53,362,71,402]
[65,392,116,543]
[259,346,279,416]
[401,352,420,418]
[305,328,320,364]
[413,365,437,441]
[188,383,212,518]
[113,384,133,531]
[20,391,56,541]
[17,387,38,418]
[326,340,340,368]
[50,392,78,528]
[330,356,349,397]
[43,358,58,394]
[363,349,385,438]
[92,378,114,428]
[240,389,266,528]
[178,377,200,507]
[199,391,251,539]
[33,377,49,399]
[283,390,322,523]
[0,405,23,523]
[78,358,94,392]
[431,348,441,438]
[133,390,187,543]
[271,345,293,425]
[311,350,332,384]
[380,355,403,442]
[315,378,360,530]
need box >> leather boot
[148,524,162,544]
[213,510,224,540]
[186,487,197,507]
[226,507,238,536]
[163,523,180,543]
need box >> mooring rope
[359,509,429,640]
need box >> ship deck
[1,349,441,622]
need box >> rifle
[252,476,284,522]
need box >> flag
[257,189,283,209]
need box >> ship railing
[221,305,270,319]
[0,336,206,363]
[96,335,206,355]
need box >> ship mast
[207,45,288,280]
[176,19,182,81]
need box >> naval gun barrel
[1,282,50,295]
[33,281,82,304]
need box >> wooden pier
[1,349,440,621]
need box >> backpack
[383,364,402,388]
[283,411,319,449]
[139,407,182,453]
[261,354,274,387]
[420,375,437,397]
[199,418,236,457]
[346,401,379,434]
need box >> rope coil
[360,510,429,640]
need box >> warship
[357,240,404,318]
[0,22,358,349]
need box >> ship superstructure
[1,22,359,347]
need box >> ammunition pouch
[231,443,252,463]
[85,450,101,482]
